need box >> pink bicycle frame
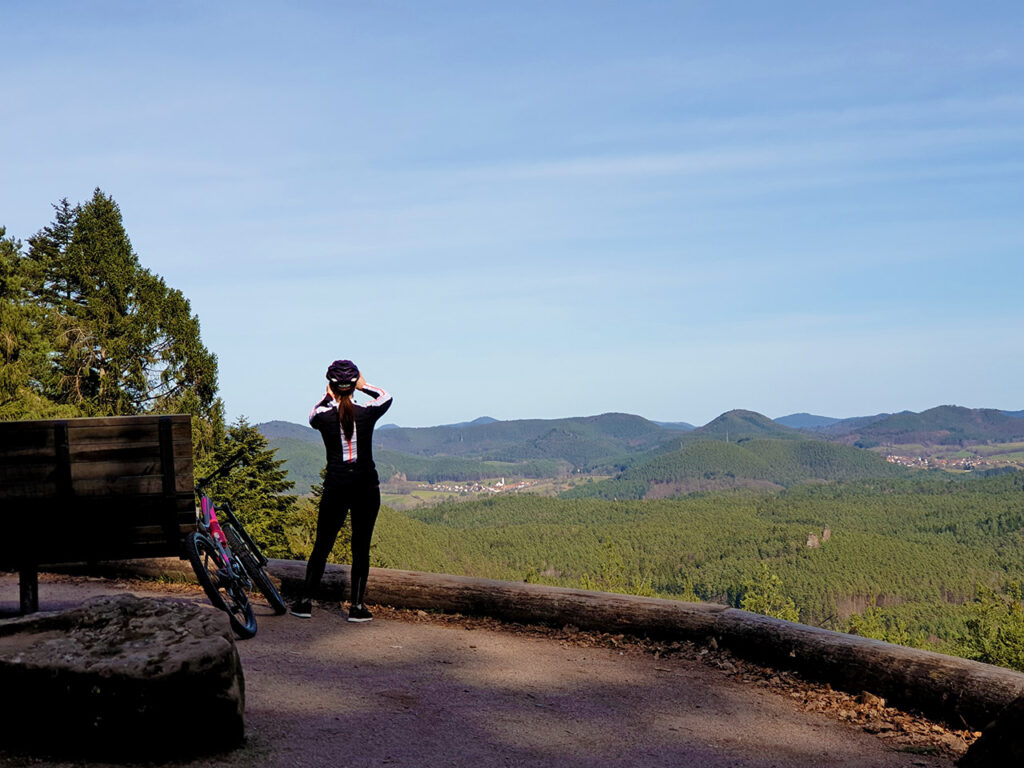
[201,496,230,564]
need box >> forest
[368,471,1024,669]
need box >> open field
[381,475,614,510]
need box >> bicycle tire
[223,523,287,615]
[185,531,258,639]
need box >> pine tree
[22,189,224,453]
[201,417,298,557]
[1,231,44,417]
[740,563,800,622]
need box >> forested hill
[692,409,807,441]
[259,420,317,442]
[257,412,688,491]
[774,413,842,430]
[835,405,1024,447]
[562,439,911,500]
[790,412,894,437]
[258,403,1024,494]
[370,412,677,467]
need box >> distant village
[417,478,536,495]
[885,454,1005,470]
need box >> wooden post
[18,564,38,615]
[158,416,181,547]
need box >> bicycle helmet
[326,359,360,393]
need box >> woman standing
[291,359,393,621]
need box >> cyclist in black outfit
[290,359,393,622]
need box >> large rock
[0,594,244,757]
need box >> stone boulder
[0,594,244,758]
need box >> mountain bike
[185,451,287,638]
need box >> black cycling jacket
[309,384,393,485]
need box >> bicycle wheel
[185,532,258,639]
[223,523,287,615]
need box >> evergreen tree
[22,189,224,452]
[0,227,78,419]
[0,229,30,408]
[958,584,1024,672]
[202,417,298,557]
[740,564,800,622]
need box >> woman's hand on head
[356,373,366,391]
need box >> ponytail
[339,394,355,442]
[329,382,356,442]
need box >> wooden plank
[0,463,57,482]
[67,424,191,446]
[0,498,197,523]
[68,474,194,496]
[0,480,59,498]
[1,455,193,478]
[10,506,195,529]
[1,417,191,468]
[1,508,196,564]
[34,541,187,565]
[64,425,191,446]
[69,456,194,482]
[67,441,193,462]
[54,414,190,430]
[130,524,197,537]
[0,417,190,458]
[0,476,194,499]
[0,430,56,458]
[0,413,190,434]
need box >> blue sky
[3,2,1022,427]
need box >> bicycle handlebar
[195,449,247,491]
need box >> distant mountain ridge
[695,409,806,441]
[258,420,315,442]
[372,412,676,468]
[653,420,696,431]
[260,404,1022,448]
[775,413,841,429]
[258,403,1024,493]
[836,405,1024,447]
[562,438,909,501]
[775,412,895,437]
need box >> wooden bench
[0,414,195,614]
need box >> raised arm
[358,383,393,414]
[309,391,336,426]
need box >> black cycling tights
[303,482,380,605]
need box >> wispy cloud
[457,123,1023,182]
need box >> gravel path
[0,574,961,767]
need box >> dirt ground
[0,573,973,768]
